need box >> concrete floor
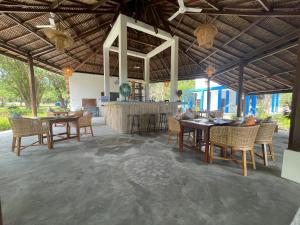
[0,118,299,225]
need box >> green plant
[271,114,290,130]
[0,117,10,131]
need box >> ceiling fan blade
[50,12,56,18]
[168,10,182,21]
[49,18,56,27]
[185,7,203,12]
[36,25,55,28]
[178,0,185,8]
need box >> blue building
[182,79,280,116]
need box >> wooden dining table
[179,118,234,163]
[41,116,80,149]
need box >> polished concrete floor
[0,118,299,225]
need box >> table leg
[49,122,54,149]
[179,124,184,151]
[67,122,70,139]
[76,120,80,142]
[204,129,210,163]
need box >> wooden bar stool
[147,114,156,133]
[130,114,141,135]
[158,113,168,132]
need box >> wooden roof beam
[203,0,220,11]
[0,5,116,14]
[256,0,271,11]
[91,0,109,10]
[50,0,67,10]
[3,13,82,65]
[212,29,300,79]
[0,38,61,72]
[199,17,265,64]
[199,9,300,17]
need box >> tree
[43,73,67,108]
[0,55,47,108]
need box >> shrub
[0,117,10,131]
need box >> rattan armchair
[167,116,181,144]
[255,122,277,166]
[210,125,260,176]
[69,113,94,136]
[9,118,50,156]
[210,126,229,161]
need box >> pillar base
[281,149,300,184]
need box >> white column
[103,47,110,99]
[170,36,179,102]
[119,15,128,87]
[144,57,150,101]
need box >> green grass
[0,117,10,131]
[0,105,65,131]
[271,114,290,130]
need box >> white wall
[69,72,119,111]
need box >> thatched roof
[0,0,299,94]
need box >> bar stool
[147,114,156,132]
[130,114,141,135]
[158,113,168,132]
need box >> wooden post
[0,198,3,225]
[103,47,110,99]
[207,77,211,117]
[28,55,37,117]
[237,62,244,117]
[170,36,179,102]
[144,57,150,101]
[288,37,300,152]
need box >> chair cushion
[244,115,256,126]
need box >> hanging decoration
[194,24,218,49]
[206,65,215,77]
[62,66,74,95]
[164,81,170,87]
[43,28,74,52]
[63,66,74,78]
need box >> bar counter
[103,102,180,133]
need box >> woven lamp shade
[194,24,218,49]
[43,28,74,52]
[206,65,215,77]
[63,66,74,78]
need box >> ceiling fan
[168,0,203,21]
[36,12,56,29]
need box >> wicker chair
[69,113,93,136]
[255,122,277,166]
[167,116,181,144]
[210,110,224,118]
[69,110,84,117]
[210,126,229,161]
[9,118,50,156]
[210,125,260,176]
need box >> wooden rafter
[50,0,68,10]
[256,0,271,11]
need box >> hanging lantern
[63,66,74,78]
[43,28,74,52]
[194,24,218,49]
[164,81,170,87]
[206,65,215,77]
